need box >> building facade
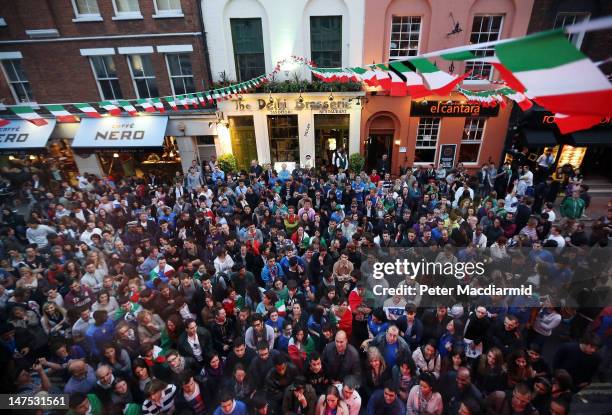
[506,0,612,179]
[0,0,217,179]
[360,0,534,174]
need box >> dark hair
[218,388,235,403]
[144,379,168,398]
[69,393,88,409]
[580,331,602,348]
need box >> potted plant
[217,153,238,174]
[349,153,365,173]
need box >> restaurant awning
[0,119,57,153]
[523,128,558,146]
[569,129,612,147]
[71,116,168,151]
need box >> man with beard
[210,307,235,356]
[164,349,204,387]
[224,337,256,376]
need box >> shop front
[361,93,513,175]
[0,119,80,187]
[506,108,612,179]
[71,116,181,179]
[216,92,364,171]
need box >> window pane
[76,0,99,14]
[466,15,503,80]
[311,16,342,67]
[156,0,181,12]
[103,56,117,77]
[3,60,19,82]
[459,143,480,163]
[167,54,180,75]
[182,76,195,93]
[116,0,139,12]
[268,115,299,163]
[389,16,421,61]
[231,18,266,82]
[178,54,192,76]
[129,55,145,77]
[414,148,436,163]
[146,80,159,98]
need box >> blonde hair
[367,346,387,373]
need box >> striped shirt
[142,384,177,415]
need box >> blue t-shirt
[213,400,248,415]
[384,341,399,368]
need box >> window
[112,0,142,18]
[389,16,421,61]
[268,115,299,163]
[310,16,342,68]
[415,117,440,163]
[230,18,266,82]
[72,0,101,20]
[465,15,503,81]
[89,55,123,100]
[554,12,590,48]
[154,0,182,16]
[229,117,258,170]
[165,53,194,95]
[1,59,33,103]
[127,55,158,98]
[459,117,486,163]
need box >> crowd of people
[0,149,610,415]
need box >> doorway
[580,147,612,180]
[366,114,395,172]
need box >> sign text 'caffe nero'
[410,101,499,117]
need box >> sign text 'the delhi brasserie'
[234,98,352,114]
[410,101,500,117]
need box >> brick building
[506,0,612,179]
[0,0,218,179]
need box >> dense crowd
[0,148,610,415]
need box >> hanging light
[328,90,334,101]
[113,153,119,158]
[268,92,274,104]
[298,91,304,103]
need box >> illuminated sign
[410,101,499,117]
[72,116,168,149]
[0,119,56,151]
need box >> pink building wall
[360,0,535,174]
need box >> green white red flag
[150,98,165,112]
[118,100,137,115]
[164,96,178,111]
[11,106,48,126]
[410,57,470,96]
[74,103,101,118]
[46,104,78,122]
[100,101,121,116]
[389,61,430,98]
[136,99,155,113]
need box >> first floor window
[114,0,140,15]
[465,15,503,80]
[73,0,100,17]
[127,55,158,98]
[155,0,182,14]
[90,55,122,100]
[389,16,421,61]
[230,18,266,82]
[1,59,33,102]
[310,16,342,68]
[415,117,440,163]
[268,115,299,163]
[165,53,194,95]
[459,117,486,163]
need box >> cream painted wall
[202,0,365,82]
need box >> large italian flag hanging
[46,105,78,123]
[411,57,470,96]
[11,106,48,126]
[494,29,612,116]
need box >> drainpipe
[196,0,214,89]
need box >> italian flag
[150,98,165,112]
[0,118,9,127]
[385,64,408,96]
[495,29,612,116]
[212,90,221,100]
[136,99,155,113]
[164,96,178,111]
[411,57,470,96]
[205,92,214,103]
[554,113,602,134]
[11,106,48,126]
[505,89,533,111]
[350,66,378,87]
[118,100,137,115]
[100,101,121,116]
[374,64,392,90]
[389,61,430,98]
[46,104,78,123]
[176,95,190,109]
[74,103,101,118]
[196,92,206,105]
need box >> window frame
[230,18,266,82]
[464,14,504,83]
[153,0,184,18]
[111,0,143,20]
[388,15,422,62]
[310,15,343,68]
[459,117,487,164]
[71,0,103,22]
[164,53,195,96]
[554,12,590,49]
[126,54,158,99]
[89,55,123,100]
[0,58,34,103]
[267,114,300,163]
[414,117,441,165]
